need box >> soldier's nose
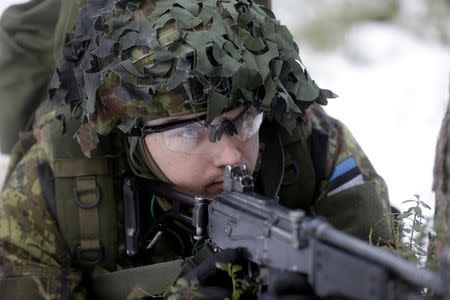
[211,134,242,168]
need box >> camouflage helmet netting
[49,0,335,156]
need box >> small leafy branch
[215,262,259,300]
[393,194,432,264]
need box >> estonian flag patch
[327,156,364,196]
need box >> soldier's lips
[206,181,224,195]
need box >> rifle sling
[90,245,214,299]
[91,259,183,299]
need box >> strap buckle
[74,241,104,267]
[73,185,102,209]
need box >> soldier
[0,0,394,299]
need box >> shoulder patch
[327,156,363,196]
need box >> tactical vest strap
[75,176,102,264]
[54,158,117,269]
[92,259,183,299]
[37,104,120,271]
[55,158,110,177]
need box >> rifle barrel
[307,219,444,294]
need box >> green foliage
[168,262,259,300]
[215,262,259,300]
[291,0,450,50]
[392,195,432,264]
[293,0,399,50]
[427,0,450,44]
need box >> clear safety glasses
[129,106,263,154]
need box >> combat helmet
[49,0,336,159]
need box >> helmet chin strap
[140,138,172,183]
[126,136,172,184]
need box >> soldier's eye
[169,123,205,140]
[179,126,203,139]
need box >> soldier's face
[144,107,260,197]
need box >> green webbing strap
[75,176,101,261]
[38,106,119,270]
[0,277,52,300]
[92,259,183,299]
[54,157,118,270]
[54,159,110,177]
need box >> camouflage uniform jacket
[0,103,394,299]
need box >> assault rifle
[147,165,450,300]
